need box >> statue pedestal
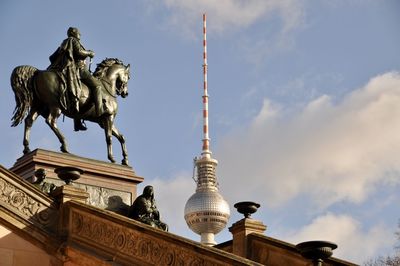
[10,149,143,215]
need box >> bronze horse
[11,58,131,165]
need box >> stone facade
[65,201,259,265]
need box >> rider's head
[67,27,81,40]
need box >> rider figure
[48,27,102,131]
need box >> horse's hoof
[23,148,30,154]
[109,157,116,163]
[122,159,129,166]
[60,147,69,153]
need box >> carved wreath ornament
[0,178,57,228]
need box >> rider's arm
[72,39,94,59]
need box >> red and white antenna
[184,14,230,246]
[201,13,211,158]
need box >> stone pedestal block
[51,185,90,204]
[229,218,267,258]
[10,149,143,215]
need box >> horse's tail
[10,65,38,127]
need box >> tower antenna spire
[202,13,211,158]
[184,13,230,246]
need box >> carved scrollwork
[124,232,139,256]
[149,241,162,263]
[0,180,13,201]
[70,210,227,265]
[24,197,41,216]
[0,176,58,231]
[114,231,126,250]
[36,207,53,226]
[72,211,83,232]
[138,240,150,258]
[160,250,175,265]
[10,191,26,209]
[0,179,6,192]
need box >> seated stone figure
[32,169,56,194]
[128,185,168,231]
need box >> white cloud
[217,72,400,208]
[153,0,304,37]
[145,0,305,66]
[283,213,395,263]
[253,98,281,126]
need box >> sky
[0,0,399,264]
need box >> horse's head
[116,64,130,98]
[94,58,131,98]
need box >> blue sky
[1,1,399,263]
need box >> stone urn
[54,166,84,185]
[234,201,260,218]
[296,240,337,266]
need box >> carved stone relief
[47,178,131,215]
[0,177,58,232]
[70,209,227,266]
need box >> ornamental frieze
[70,209,228,266]
[0,175,58,232]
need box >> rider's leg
[74,118,87,131]
[68,78,80,114]
[93,85,102,115]
[80,69,102,116]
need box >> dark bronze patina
[47,27,101,131]
[32,168,56,194]
[54,166,84,185]
[10,27,131,165]
[234,201,260,219]
[128,185,168,231]
[296,240,338,266]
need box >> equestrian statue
[10,27,131,165]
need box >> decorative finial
[234,201,260,219]
[296,240,338,266]
[55,166,84,185]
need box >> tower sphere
[184,189,230,236]
[184,157,230,245]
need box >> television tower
[184,13,230,246]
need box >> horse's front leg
[45,110,69,153]
[23,109,39,154]
[111,124,129,166]
[103,117,115,163]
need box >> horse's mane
[93,58,124,78]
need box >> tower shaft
[202,13,211,158]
